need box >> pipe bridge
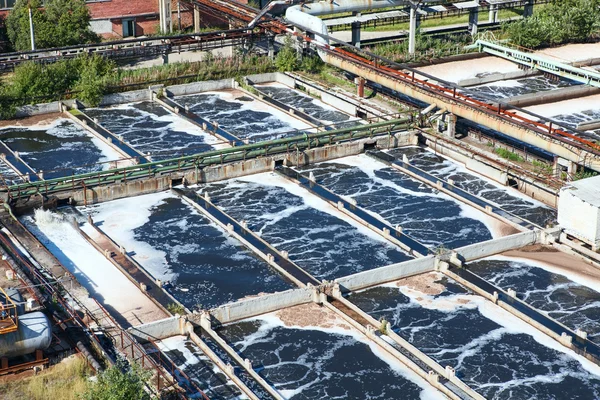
[0,29,262,72]
[0,118,410,202]
[476,40,600,88]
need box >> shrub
[275,37,299,72]
[82,360,151,400]
[503,0,600,48]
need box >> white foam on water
[23,208,161,324]
[418,146,550,209]
[0,117,73,133]
[256,82,361,125]
[237,171,408,249]
[395,281,600,378]
[248,313,446,400]
[330,154,505,238]
[157,335,202,367]
[475,79,524,89]
[484,254,600,295]
[88,135,129,169]
[331,154,437,198]
[416,57,520,84]
[157,336,248,399]
[79,191,176,281]
[192,90,313,134]
[525,94,600,119]
[100,102,221,146]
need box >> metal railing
[2,118,411,200]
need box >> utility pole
[28,6,36,51]
[177,0,181,31]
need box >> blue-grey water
[156,336,245,399]
[256,84,361,129]
[81,194,292,310]
[389,147,556,227]
[548,108,600,138]
[0,119,118,179]
[175,91,310,142]
[86,102,217,160]
[468,257,600,343]
[217,317,431,400]
[201,174,411,280]
[0,161,23,186]
[298,155,493,249]
[349,274,600,400]
[468,76,577,102]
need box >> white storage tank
[0,312,52,359]
[558,175,600,250]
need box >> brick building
[0,0,248,40]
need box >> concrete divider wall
[458,69,538,87]
[100,89,150,106]
[456,230,541,261]
[321,92,357,117]
[128,316,183,343]
[335,256,436,292]
[166,78,236,96]
[208,287,314,325]
[15,100,77,118]
[13,134,415,213]
[245,72,293,87]
[504,86,600,108]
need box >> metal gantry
[476,39,600,89]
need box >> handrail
[2,118,410,198]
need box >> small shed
[558,175,600,250]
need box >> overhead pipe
[248,0,292,28]
[285,0,434,53]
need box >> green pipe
[7,119,410,197]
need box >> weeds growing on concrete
[0,355,90,400]
[495,147,524,162]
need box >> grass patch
[495,147,523,162]
[0,355,91,400]
[167,302,186,315]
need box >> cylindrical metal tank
[0,312,52,358]
[4,288,24,314]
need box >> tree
[6,0,48,51]
[6,0,98,51]
[82,360,152,400]
[45,0,99,46]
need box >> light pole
[28,5,36,51]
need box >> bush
[0,54,114,118]
[167,302,185,315]
[503,0,600,48]
[82,360,151,400]
[300,55,324,73]
[275,38,299,72]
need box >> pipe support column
[351,12,361,48]
[409,7,417,55]
[194,5,201,33]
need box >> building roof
[563,175,600,207]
